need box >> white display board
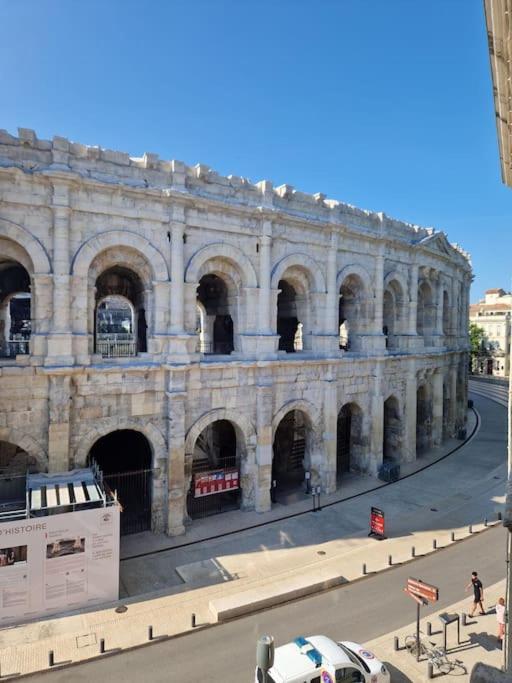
[0,505,120,625]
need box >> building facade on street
[470,288,511,377]
[0,129,471,536]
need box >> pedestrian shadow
[466,631,500,653]
[382,662,413,682]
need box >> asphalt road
[30,523,507,682]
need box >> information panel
[194,468,239,497]
[0,505,120,626]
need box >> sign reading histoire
[0,505,120,626]
[369,506,385,538]
[194,468,239,497]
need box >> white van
[256,635,391,683]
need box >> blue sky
[1,0,509,300]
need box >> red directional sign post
[403,577,439,661]
[369,506,386,539]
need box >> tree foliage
[469,322,488,356]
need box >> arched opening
[417,281,434,338]
[277,280,302,352]
[94,266,146,357]
[337,403,363,481]
[416,384,432,455]
[383,396,402,461]
[0,260,31,358]
[383,279,405,350]
[187,420,240,518]
[197,274,234,354]
[0,441,38,474]
[88,430,152,535]
[339,274,366,351]
[442,290,450,336]
[272,410,308,499]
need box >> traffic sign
[403,588,426,606]
[407,577,439,603]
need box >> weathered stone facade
[0,128,471,536]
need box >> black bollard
[451,531,455,542]
[469,524,473,534]
[48,650,55,667]
[433,539,437,550]
[484,518,488,527]
[100,639,105,654]
[388,555,392,566]
[462,612,467,626]
[362,563,367,575]
[394,636,399,651]
[411,546,416,558]
[427,662,434,679]
[148,625,153,641]
[191,613,196,628]
[426,621,432,636]
[498,511,503,521]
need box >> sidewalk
[367,579,506,682]
[0,391,506,678]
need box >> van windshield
[336,644,370,673]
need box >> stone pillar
[449,363,457,437]
[369,364,384,475]
[31,274,52,359]
[166,375,186,536]
[255,383,273,512]
[324,232,338,336]
[322,377,337,493]
[258,225,272,334]
[48,375,71,473]
[435,280,444,336]
[373,249,384,335]
[170,220,185,333]
[432,371,444,446]
[404,362,417,461]
[408,264,419,335]
[46,180,73,365]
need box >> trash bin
[378,460,400,483]
[467,399,473,409]
[457,427,467,440]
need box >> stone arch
[185,408,256,456]
[74,419,167,470]
[0,218,51,274]
[383,394,404,461]
[71,230,169,281]
[384,270,408,297]
[336,400,364,477]
[0,430,48,472]
[271,253,326,292]
[185,243,258,288]
[272,398,320,435]
[336,264,372,295]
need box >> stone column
[449,363,457,437]
[404,362,417,461]
[255,383,273,512]
[170,220,185,333]
[432,371,444,446]
[322,377,337,493]
[369,364,384,475]
[408,264,419,335]
[435,280,444,336]
[48,375,71,473]
[46,180,73,365]
[324,232,338,336]
[258,224,272,334]
[373,248,384,335]
[166,373,186,536]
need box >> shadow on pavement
[383,662,413,682]
[467,630,501,653]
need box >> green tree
[469,323,488,372]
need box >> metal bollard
[362,563,367,575]
[191,613,196,628]
[411,546,415,558]
[484,518,488,527]
[148,625,153,641]
[100,639,105,654]
[48,650,55,667]
[498,511,502,521]
[461,612,467,626]
[427,662,434,679]
[394,636,399,651]
[451,531,455,542]
[426,621,432,636]
[469,524,473,534]
[433,539,437,550]
[388,555,392,566]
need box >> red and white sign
[370,506,385,537]
[194,468,239,498]
[407,577,439,603]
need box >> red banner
[370,506,385,537]
[193,468,239,498]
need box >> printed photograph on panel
[46,537,85,559]
[0,546,27,567]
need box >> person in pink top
[496,597,506,648]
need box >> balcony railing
[0,339,30,358]
[199,340,233,355]
[96,334,136,358]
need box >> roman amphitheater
[0,128,471,536]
